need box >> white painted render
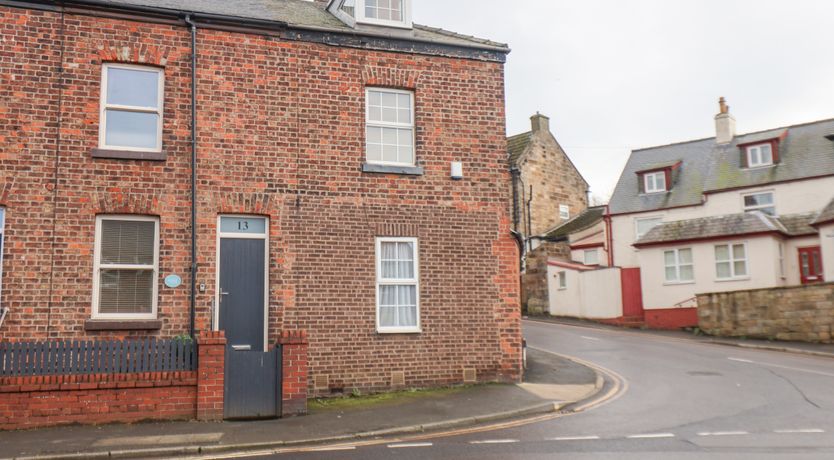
[547,265,622,319]
[568,220,609,266]
[820,223,834,282]
[637,236,781,309]
[610,175,834,268]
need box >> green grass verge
[308,384,491,411]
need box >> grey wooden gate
[223,346,281,419]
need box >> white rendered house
[550,99,834,328]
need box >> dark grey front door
[218,232,279,419]
[219,238,265,351]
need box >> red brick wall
[197,331,226,421]
[0,5,521,395]
[0,372,197,430]
[280,330,308,416]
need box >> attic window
[348,0,412,28]
[746,144,773,168]
[643,171,667,194]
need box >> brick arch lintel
[362,66,422,90]
[96,42,171,67]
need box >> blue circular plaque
[164,274,182,288]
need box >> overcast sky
[415,0,834,201]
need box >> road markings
[469,439,519,444]
[727,357,834,377]
[306,446,357,452]
[626,433,675,439]
[387,442,434,448]
[580,336,601,341]
[697,431,748,437]
[774,429,825,434]
[546,435,601,441]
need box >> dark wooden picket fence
[0,337,196,377]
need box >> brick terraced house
[0,0,521,426]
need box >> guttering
[184,14,197,339]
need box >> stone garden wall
[697,283,834,343]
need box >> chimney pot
[714,97,736,144]
[530,113,550,134]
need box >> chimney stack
[714,97,736,144]
[531,112,550,134]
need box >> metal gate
[224,345,282,419]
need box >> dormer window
[746,144,773,168]
[337,0,412,28]
[643,171,667,194]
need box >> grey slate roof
[101,0,508,51]
[544,206,605,239]
[635,211,817,246]
[609,118,834,215]
[507,131,532,165]
[813,197,834,226]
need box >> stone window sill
[361,163,424,175]
[91,148,167,161]
[84,319,163,331]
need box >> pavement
[0,348,601,460]
[527,315,834,358]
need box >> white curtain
[379,285,416,328]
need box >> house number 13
[238,221,249,231]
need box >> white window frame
[742,191,776,215]
[746,144,774,168]
[635,216,663,240]
[99,63,164,152]
[557,271,567,290]
[355,0,413,28]
[365,87,416,167]
[375,237,421,334]
[715,242,749,280]
[559,205,570,220]
[92,215,160,320]
[643,171,667,194]
[664,248,694,284]
[215,215,270,351]
[583,249,599,266]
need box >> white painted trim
[355,0,412,29]
[559,204,570,220]
[99,63,164,152]
[663,247,694,283]
[365,87,416,167]
[643,171,666,194]
[634,216,663,241]
[91,215,159,320]
[742,190,776,215]
[714,241,749,280]
[215,215,270,352]
[375,236,421,334]
[746,143,774,168]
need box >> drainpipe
[604,205,614,266]
[0,307,8,331]
[184,14,198,339]
[509,167,521,232]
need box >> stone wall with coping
[697,283,834,343]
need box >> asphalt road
[253,319,834,459]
